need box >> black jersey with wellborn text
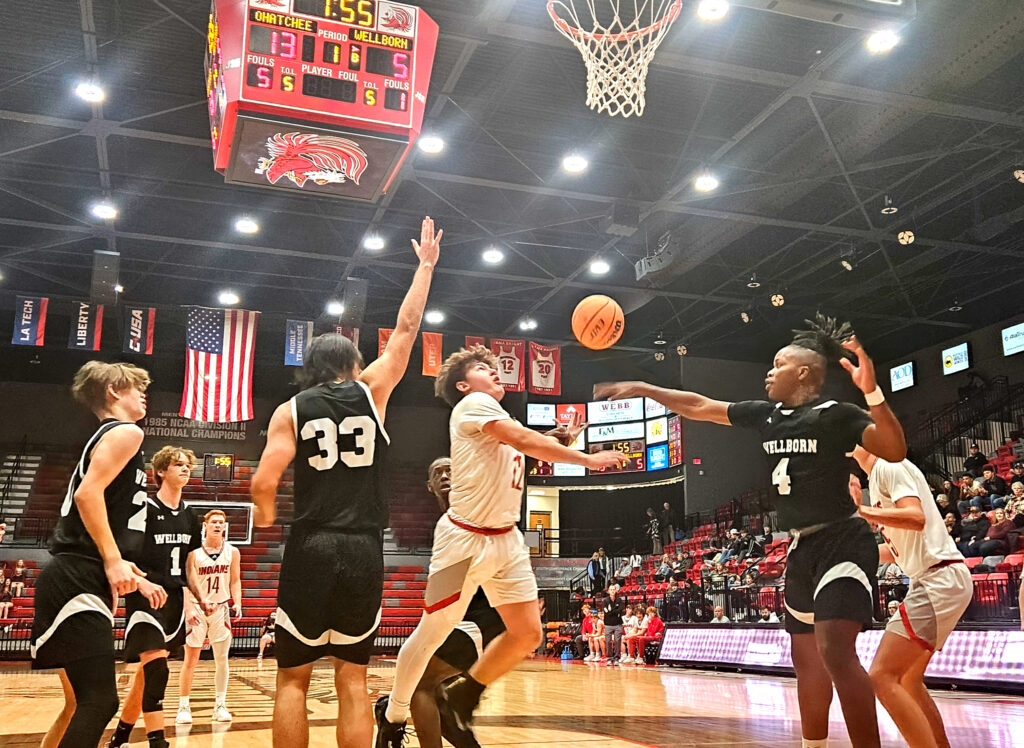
[728,399,872,531]
[136,498,201,589]
[50,419,148,561]
[291,379,389,533]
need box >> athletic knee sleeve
[59,655,119,748]
[212,637,231,697]
[141,658,169,714]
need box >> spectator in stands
[969,507,1014,557]
[980,465,1008,509]
[710,605,730,623]
[964,443,986,477]
[671,551,692,580]
[603,587,625,665]
[615,556,633,580]
[1007,484,1024,527]
[944,512,961,539]
[258,611,276,662]
[0,522,5,543]
[886,600,900,622]
[639,606,664,662]
[0,578,12,619]
[757,606,780,623]
[718,529,742,562]
[956,505,990,556]
[654,553,673,581]
[572,604,592,660]
[662,581,682,622]
[660,502,674,548]
[8,559,26,597]
[941,479,960,505]
[587,552,603,594]
[628,548,643,575]
[1007,461,1024,489]
[645,508,662,555]
[956,473,985,514]
[934,493,958,521]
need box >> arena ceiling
[1,0,1023,364]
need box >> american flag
[179,307,260,422]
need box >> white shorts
[423,514,538,615]
[886,562,972,651]
[185,603,233,648]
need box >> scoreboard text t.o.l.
[206,0,438,202]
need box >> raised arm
[839,336,906,462]
[593,381,732,425]
[358,217,441,419]
[251,402,297,527]
[482,419,628,471]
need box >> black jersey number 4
[300,415,377,471]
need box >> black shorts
[434,627,480,672]
[123,587,186,662]
[31,554,115,670]
[783,516,879,635]
[275,529,383,668]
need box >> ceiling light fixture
[234,216,259,234]
[740,311,751,324]
[424,309,445,324]
[770,292,785,307]
[90,201,117,220]
[326,301,344,316]
[897,230,915,245]
[218,290,240,306]
[562,153,588,173]
[746,273,761,289]
[694,171,719,192]
[1013,168,1024,184]
[75,80,105,102]
[653,331,667,346]
[880,194,898,215]
[841,259,854,271]
[866,29,900,54]
[589,258,610,275]
[654,351,665,361]
[519,318,538,331]
[948,300,962,313]
[113,283,124,294]
[840,247,856,271]
[697,0,729,21]
[482,247,504,264]
[363,234,385,250]
[417,135,444,154]
[676,345,688,356]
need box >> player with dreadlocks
[595,314,906,748]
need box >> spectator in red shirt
[572,604,592,660]
[631,606,664,664]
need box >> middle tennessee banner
[284,319,313,366]
[422,332,443,376]
[529,341,562,395]
[122,306,155,355]
[490,338,525,392]
[67,301,104,351]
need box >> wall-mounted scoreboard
[206,0,438,201]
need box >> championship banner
[422,332,443,376]
[528,341,561,395]
[465,335,485,348]
[334,325,360,346]
[378,328,394,357]
[284,319,313,366]
[490,338,525,392]
[11,295,48,347]
[67,301,104,351]
[122,306,155,355]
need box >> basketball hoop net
[548,0,682,118]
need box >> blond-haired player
[176,509,241,724]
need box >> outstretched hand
[593,381,643,401]
[838,335,878,395]
[412,216,442,267]
[546,410,587,446]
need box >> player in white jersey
[850,446,971,748]
[375,346,627,748]
[176,510,241,725]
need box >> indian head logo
[379,2,414,34]
[255,132,368,188]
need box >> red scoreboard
[206,0,438,201]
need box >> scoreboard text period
[206,0,438,201]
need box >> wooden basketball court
[0,657,1020,746]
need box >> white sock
[802,739,828,748]
[216,694,227,707]
[212,636,231,700]
[179,696,189,708]
[384,609,463,724]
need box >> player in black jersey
[406,457,507,748]
[107,446,209,748]
[252,216,442,748]
[31,361,165,748]
[596,315,907,748]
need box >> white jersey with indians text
[868,458,962,578]
[190,542,235,605]
[448,391,524,529]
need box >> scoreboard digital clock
[206,0,438,201]
[588,440,646,474]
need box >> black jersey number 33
[301,415,376,470]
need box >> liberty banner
[122,306,155,355]
[490,338,526,392]
[67,301,104,351]
[284,319,313,366]
[528,342,561,395]
[11,295,48,347]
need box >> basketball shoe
[373,695,409,748]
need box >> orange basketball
[572,294,624,350]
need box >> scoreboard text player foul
[206,0,438,201]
